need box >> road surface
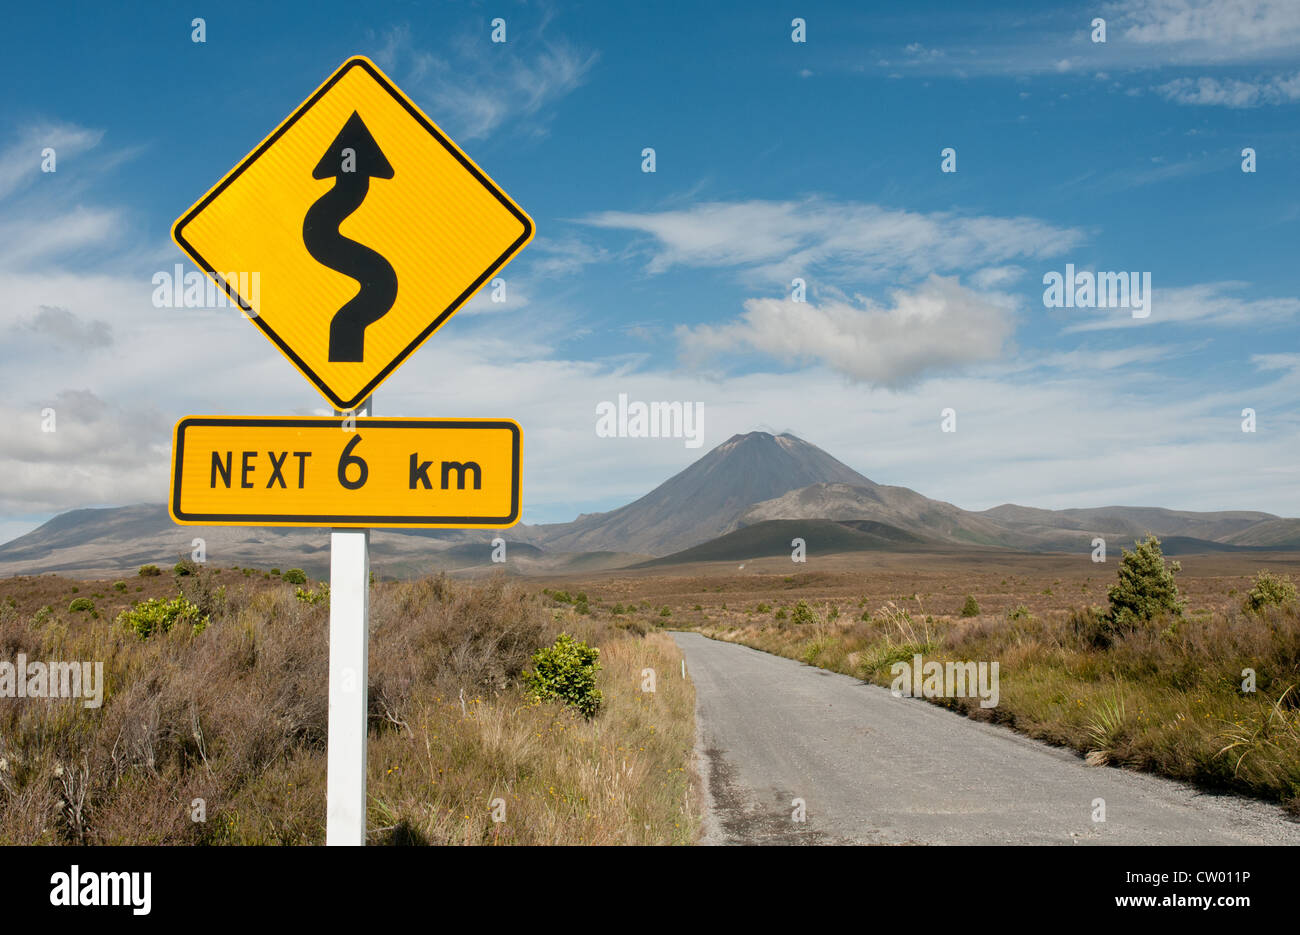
[673,631,1300,845]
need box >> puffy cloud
[17,306,112,349]
[1119,0,1300,61]
[676,276,1017,387]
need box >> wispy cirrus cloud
[582,199,1084,287]
[872,0,1300,80]
[1065,280,1300,332]
[373,23,597,140]
[0,123,102,201]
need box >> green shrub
[173,559,198,577]
[138,564,161,577]
[1243,571,1297,614]
[611,603,626,615]
[523,633,603,718]
[791,600,817,625]
[775,607,788,620]
[756,602,771,613]
[1107,535,1184,627]
[960,595,980,617]
[68,597,94,613]
[117,596,209,639]
[112,581,127,592]
[270,568,281,576]
[659,606,671,617]
[282,569,308,585]
[1007,604,1032,622]
[294,585,329,606]
[33,605,53,625]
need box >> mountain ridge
[1,430,1296,576]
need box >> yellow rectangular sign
[170,417,520,528]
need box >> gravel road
[673,631,1300,845]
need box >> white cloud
[0,123,102,201]
[582,199,1084,286]
[16,306,113,349]
[373,24,597,140]
[971,265,1025,289]
[870,0,1300,78]
[1118,0,1300,61]
[676,276,1017,388]
[0,390,168,514]
[1155,72,1300,106]
[1066,281,1300,331]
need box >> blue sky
[1,0,1298,541]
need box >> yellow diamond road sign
[172,55,533,410]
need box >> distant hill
[739,482,1019,549]
[1,429,1296,577]
[633,518,934,568]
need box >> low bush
[294,586,329,606]
[1243,571,1297,614]
[117,596,209,639]
[522,633,603,718]
[790,600,817,626]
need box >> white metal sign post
[327,398,371,846]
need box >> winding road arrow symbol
[303,110,398,363]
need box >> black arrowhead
[312,111,394,180]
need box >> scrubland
[0,567,698,844]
